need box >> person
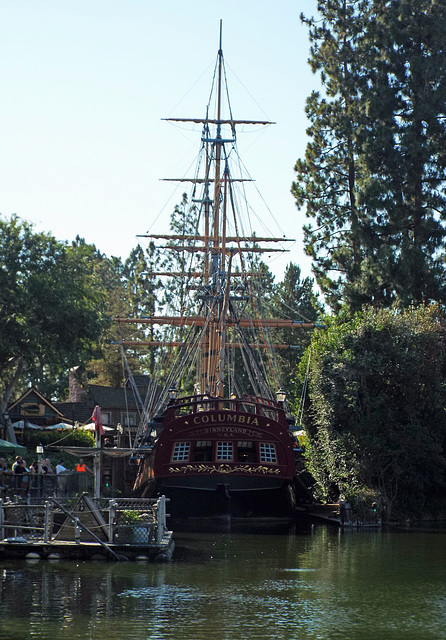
[56,460,68,474]
[41,458,54,474]
[13,458,29,495]
[30,461,39,474]
[0,457,11,474]
[0,457,12,497]
[14,459,28,474]
[75,458,93,475]
[12,456,22,473]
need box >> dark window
[193,440,213,462]
[237,441,257,463]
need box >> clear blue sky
[0,0,319,280]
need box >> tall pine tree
[360,0,446,306]
[293,0,446,310]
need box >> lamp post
[2,411,9,440]
[117,422,123,447]
[168,387,178,402]
[276,388,287,405]
[36,443,44,498]
[36,443,44,473]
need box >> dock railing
[0,496,170,545]
[109,497,169,545]
[0,472,93,502]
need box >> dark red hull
[143,396,298,518]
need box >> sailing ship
[117,25,320,519]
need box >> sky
[0,0,320,281]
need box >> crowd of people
[0,455,94,497]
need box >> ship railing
[167,394,283,422]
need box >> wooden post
[94,451,101,500]
[157,496,166,544]
[108,499,116,543]
[43,500,50,542]
[0,498,4,540]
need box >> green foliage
[270,263,322,408]
[23,429,95,450]
[0,217,109,407]
[121,509,142,524]
[294,0,446,311]
[161,193,201,315]
[87,242,163,384]
[303,305,446,518]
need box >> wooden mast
[201,21,225,397]
[116,23,323,404]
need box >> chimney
[68,367,88,402]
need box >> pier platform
[297,502,381,528]
[0,494,174,562]
[0,535,175,562]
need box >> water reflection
[1,525,446,639]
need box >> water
[1,523,446,640]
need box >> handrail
[49,497,123,561]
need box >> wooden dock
[298,502,381,528]
[0,536,175,562]
[0,494,175,562]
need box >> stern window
[172,442,190,462]
[237,441,257,463]
[216,442,233,461]
[259,443,277,463]
[193,440,213,462]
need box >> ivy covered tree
[293,0,446,311]
[303,305,446,520]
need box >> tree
[303,305,446,519]
[292,0,372,311]
[269,263,322,409]
[86,243,163,385]
[293,0,446,311]
[0,216,108,410]
[360,0,446,307]
[161,193,201,315]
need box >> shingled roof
[54,375,155,425]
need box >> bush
[21,429,95,450]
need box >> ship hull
[155,478,296,519]
[139,397,299,520]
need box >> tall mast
[115,23,320,415]
[202,21,225,397]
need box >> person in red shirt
[75,458,93,475]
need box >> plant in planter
[121,510,142,525]
[118,510,148,543]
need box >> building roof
[8,378,155,428]
[7,386,65,425]
[54,378,156,425]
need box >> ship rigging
[116,23,321,518]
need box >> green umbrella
[0,439,27,455]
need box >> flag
[91,405,105,437]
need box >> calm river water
[1,522,446,640]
